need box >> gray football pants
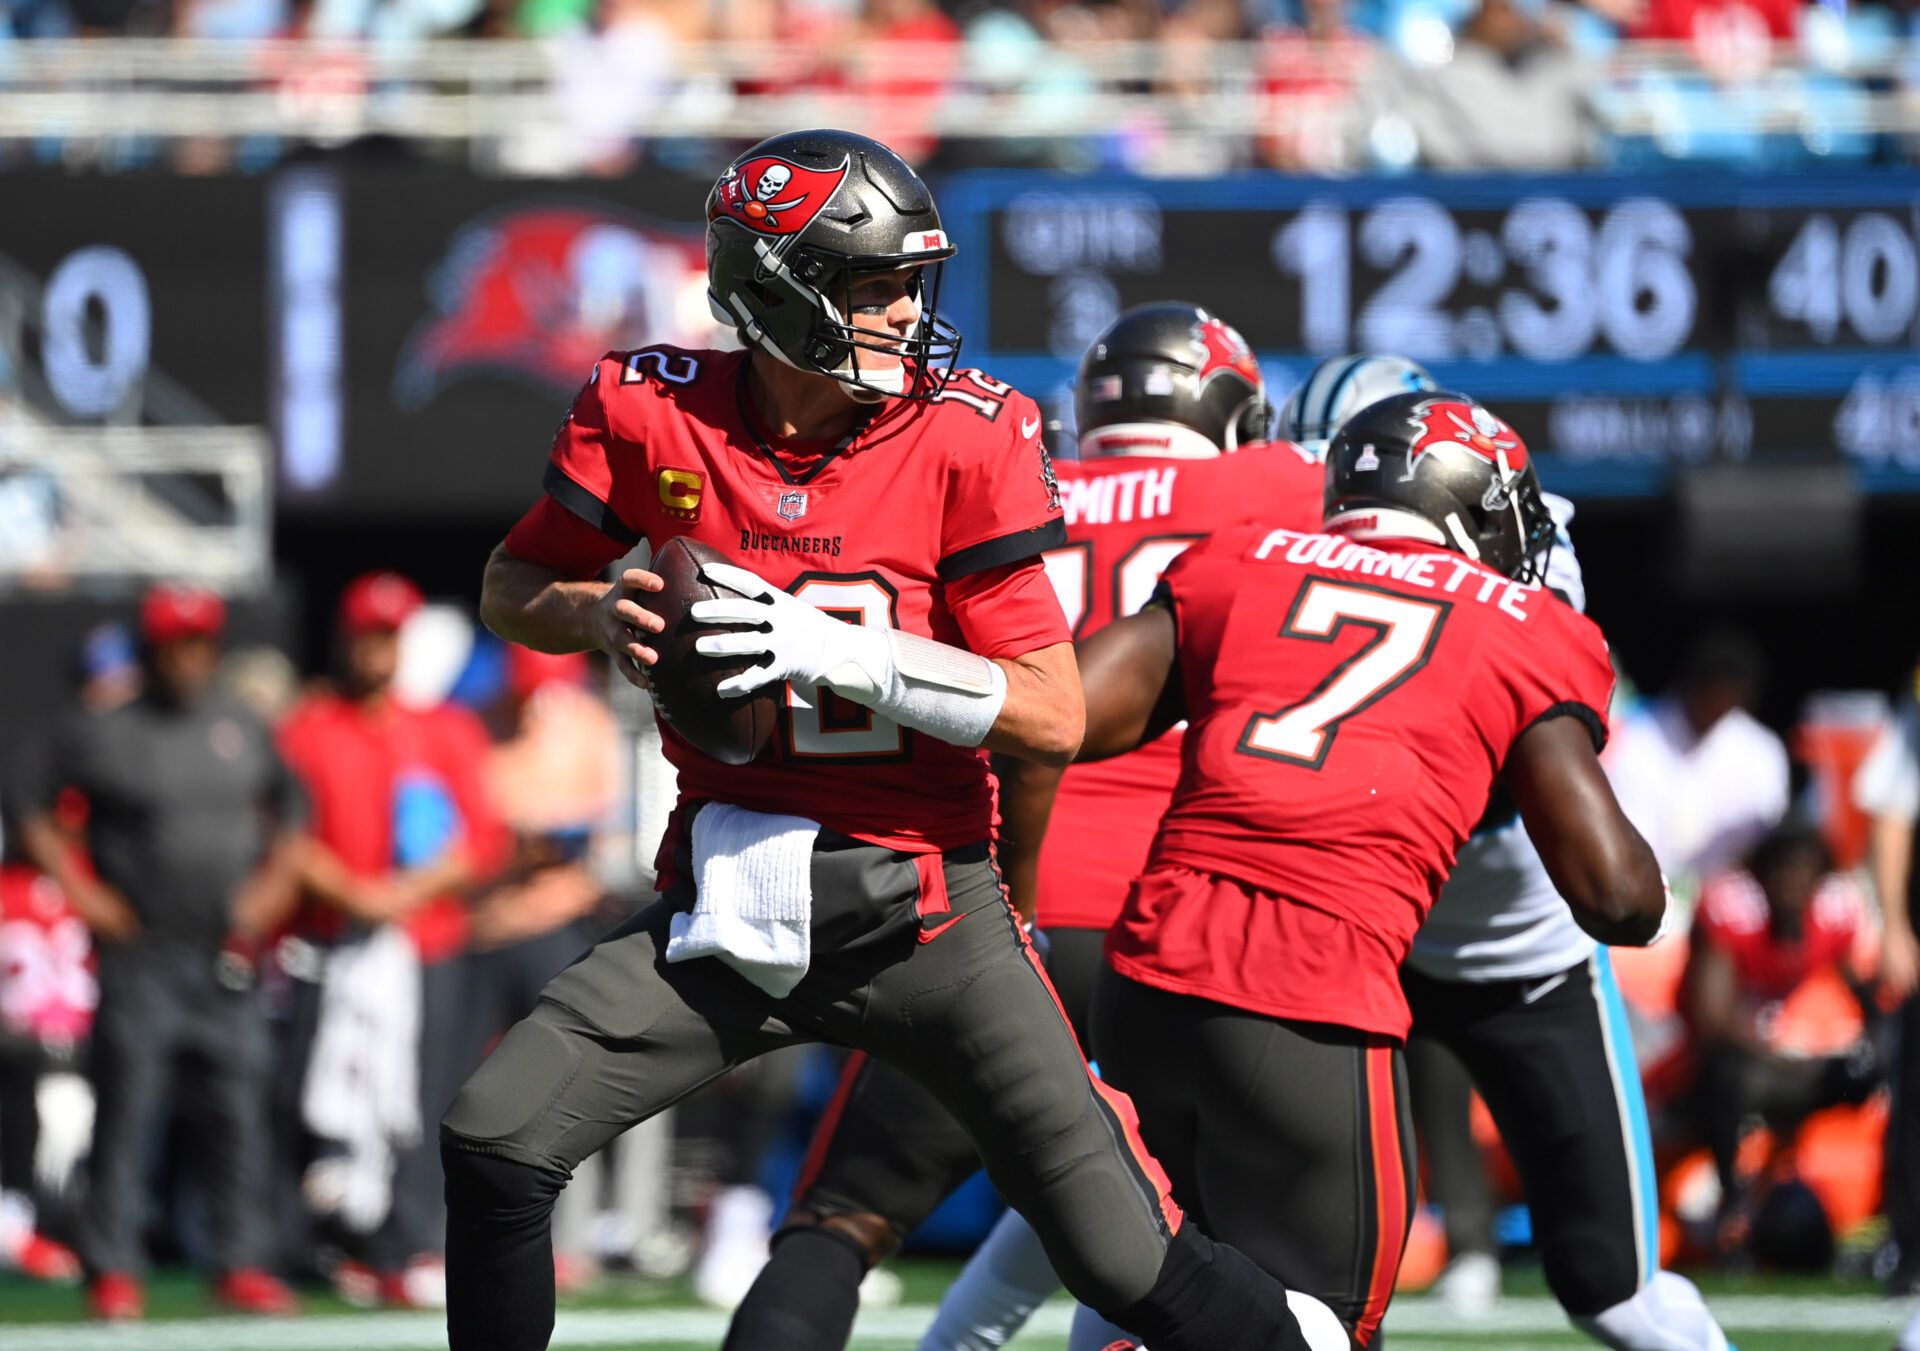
[440,829,1179,1351]
[83,941,273,1276]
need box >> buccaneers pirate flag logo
[711,156,851,238]
[1405,398,1527,475]
[1192,314,1262,390]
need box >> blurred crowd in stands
[2,565,1920,1315]
[2,0,1915,173]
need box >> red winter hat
[140,584,226,645]
[338,571,423,635]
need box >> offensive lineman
[719,302,1343,1351]
[1051,391,1671,1348]
[439,130,1322,1351]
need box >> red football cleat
[214,1267,300,1315]
[16,1232,80,1284]
[88,1271,145,1321]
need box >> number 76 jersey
[1110,523,1616,1038]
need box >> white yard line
[0,1295,1907,1350]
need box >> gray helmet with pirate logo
[705,129,961,400]
[1323,391,1554,583]
[1074,303,1272,458]
[1279,353,1438,462]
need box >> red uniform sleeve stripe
[544,461,641,548]
[790,1050,869,1208]
[937,519,1069,581]
[1356,1042,1411,1347]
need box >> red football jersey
[1693,870,1863,1007]
[531,347,1067,852]
[1106,525,1616,1038]
[278,694,507,962]
[1036,443,1323,931]
[0,864,96,1048]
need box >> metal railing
[0,36,1912,146]
[0,426,272,594]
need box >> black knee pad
[1114,1225,1314,1351]
[441,1131,566,1218]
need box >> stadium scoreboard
[944,171,1920,495]
[8,169,1920,512]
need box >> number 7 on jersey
[1238,580,1450,770]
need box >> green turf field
[0,1264,1907,1349]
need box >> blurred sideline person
[0,623,135,1286]
[915,304,1320,1351]
[7,585,304,1320]
[1682,823,1879,1250]
[468,646,616,1038]
[1057,392,1672,1350]
[0,851,88,1285]
[277,571,507,1307]
[1607,628,1790,889]
[1852,672,1920,1292]
[444,131,1333,1351]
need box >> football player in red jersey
[1050,391,1669,1349]
[440,130,1323,1351]
[719,303,1347,1351]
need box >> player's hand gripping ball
[646,537,780,765]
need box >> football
[646,536,779,766]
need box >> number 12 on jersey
[1238,580,1450,770]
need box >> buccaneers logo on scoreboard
[393,205,707,411]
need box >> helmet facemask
[1227,389,1275,451]
[1476,446,1555,583]
[712,236,961,401]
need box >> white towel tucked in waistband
[666,802,820,997]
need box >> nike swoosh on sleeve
[1020,416,1041,439]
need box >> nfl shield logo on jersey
[777,490,808,521]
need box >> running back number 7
[1237,580,1450,771]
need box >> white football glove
[691,562,890,700]
[690,560,1009,748]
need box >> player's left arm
[1507,715,1668,946]
[1074,604,1184,762]
[981,642,1083,766]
